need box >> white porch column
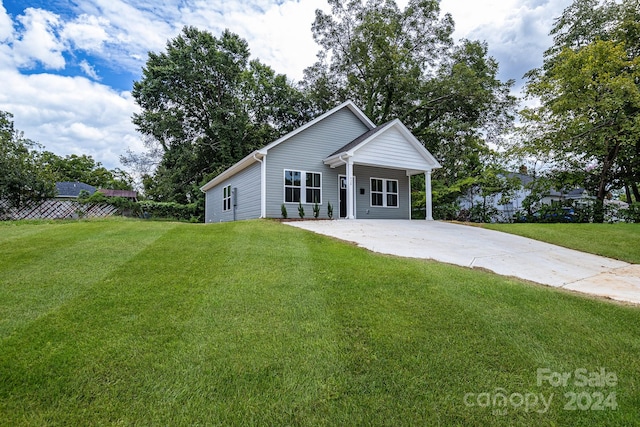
[346,157,355,219]
[425,170,433,221]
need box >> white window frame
[222,185,232,211]
[370,177,399,208]
[284,170,322,204]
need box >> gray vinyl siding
[204,162,261,222]
[265,108,370,219]
[353,165,410,219]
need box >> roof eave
[200,150,264,192]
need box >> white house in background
[459,172,599,222]
[200,101,441,223]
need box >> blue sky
[0,0,572,171]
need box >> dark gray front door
[339,175,347,218]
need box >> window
[371,178,398,208]
[222,185,231,211]
[284,170,322,204]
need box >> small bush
[281,203,288,219]
[298,202,305,219]
[327,202,333,219]
[313,203,320,218]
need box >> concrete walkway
[286,220,640,305]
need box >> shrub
[298,202,305,219]
[327,201,333,219]
[313,203,320,218]
[281,203,288,219]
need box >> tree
[516,0,640,221]
[130,27,313,204]
[0,111,55,213]
[39,152,133,190]
[304,0,517,216]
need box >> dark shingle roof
[327,121,394,157]
[55,182,96,198]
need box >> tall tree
[0,111,55,213]
[517,0,640,221]
[131,27,313,204]
[304,0,516,213]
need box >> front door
[339,175,347,218]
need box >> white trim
[425,170,433,221]
[259,154,267,218]
[200,101,375,193]
[370,177,399,208]
[346,158,355,219]
[283,169,323,205]
[222,185,232,212]
[324,119,441,171]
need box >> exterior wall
[265,107,370,219]
[354,127,428,171]
[204,162,261,222]
[353,165,410,219]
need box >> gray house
[200,101,441,223]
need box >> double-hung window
[222,185,232,211]
[284,170,322,204]
[370,178,398,208]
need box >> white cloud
[0,69,142,168]
[0,0,576,172]
[79,59,100,80]
[0,3,13,42]
[13,8,66,69]
[62,14,111,52]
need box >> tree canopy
[0,111,55,211]
[303,0,517,213]
[515,0,640,220]
[129,27,314,204]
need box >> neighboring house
[98,189,138,202]
[55,182,96,199]
[541,187,594,207]
[459,172,597,222]
[200,101,441,223]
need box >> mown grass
[482,223,640,264]
[1,219,639,426]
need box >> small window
[222,185,232,211]
[370,178,398,208]
[284,170,301,203]
[284,170,322,204]
[306,172,321,204]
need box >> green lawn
[482,223,640,264]
[1,219,639,426]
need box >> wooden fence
[0,199,119,220]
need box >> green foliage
[305,0,516,192]
[327,201,333,219]
[138,201,199,222]
[1,220,640,425]
[297,202,305,219]
[40,152,133,190]
[280,203,288,219]
[130,27,313,205]
[514,0,640,218]
[0,111,55,213]
[312,202,320,218]
[620,203,640,223]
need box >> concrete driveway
[286,220,640,305]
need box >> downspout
[253,153,267,218]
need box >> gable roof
[200,101,374,192]
[327,121,394,157]
[323,119,441,171]
[55,182,96,198]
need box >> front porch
[323,119,440,220]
